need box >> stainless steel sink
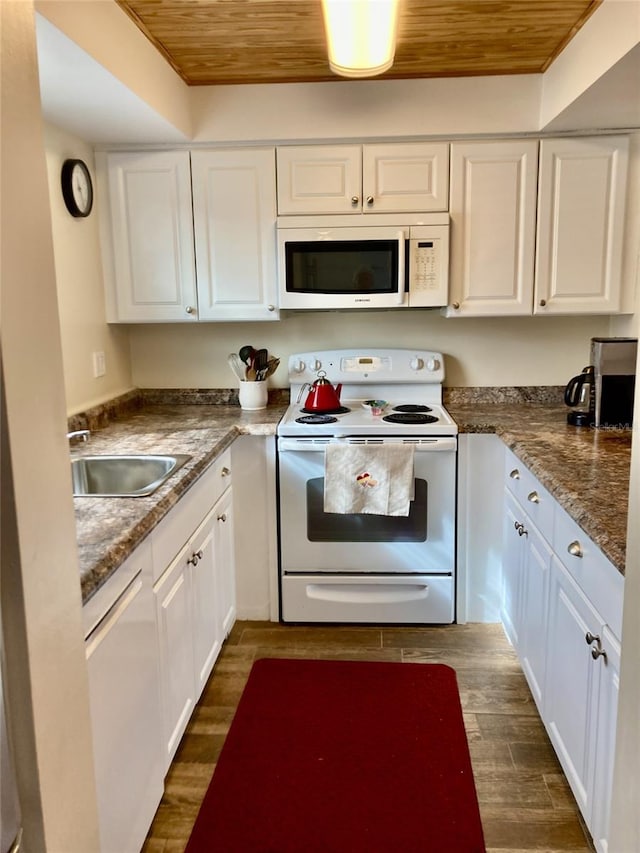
[71,454,192,497]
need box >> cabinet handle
[539,299,547,307]
[509,468,520,480]
[267,304,275,312]
[513,520,521,531]
[585,631,601,646]
[217,513,227,523]
[185,305,195,315]
[366,195,374,206]
[351,196,359,206]
[452,301,460,310]
[517,524,528,537]
[221,466,231,477]
[527,491,539,504]
[568,540,583,558]
[187,549,203,567]
[591,646,608,662]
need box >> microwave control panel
[408,225,449,308]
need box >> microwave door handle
[395,231,406,305]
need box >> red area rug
[185,658,486,853]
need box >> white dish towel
[324,443,415,516]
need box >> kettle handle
[564,374,585,407]
[296,382,311,404]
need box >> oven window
[306,478,427,542]
[285,241,398,294]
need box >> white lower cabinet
[152,452,235,771]
[502,455,553,711]
[85,540,164,853]
[501,447,623,853]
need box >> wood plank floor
[142,621,595,853]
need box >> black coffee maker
[591,337,637,428]
[564,366,595,426]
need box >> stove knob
[310,359,322,372]
[426,357,440,372]
[410,357,424,371]
[291,360,306,373]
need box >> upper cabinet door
[276,145,362,215]
[362,142,449,213]
[446,140,538,317]
[535,136,629,315]
[102,151,198,322]
[191,148,278,321]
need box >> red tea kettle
[298,371,343,412]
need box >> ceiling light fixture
[321,0,400,79]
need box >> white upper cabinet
[191,148,278,321]
[276,143,449,215]
[276,145,361,215]
[99,148,278,323]
[100,150,198,322]
[446,140,538,317]
[535,136,629,315]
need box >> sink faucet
[67,429,90,445]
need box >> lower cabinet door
[86,552,163,853]
[519,521,552,710]
[544,556,603,817]
[589,625,620,853]
[191,505,222,694]
[501,490,525,649]
[155,540,196,770]
[215,487,236,638]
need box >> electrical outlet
[92,351,106,378]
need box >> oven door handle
[277,437,457,452]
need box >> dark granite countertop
[448,401,631,575]
[74,392,631,608]
[73,403,287,604]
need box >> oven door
[277,436,456,623]
[278,436,456,574]
[277,226,408,310]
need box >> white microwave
[276,215,450,310]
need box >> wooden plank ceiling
[116,0,601,86]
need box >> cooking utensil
[239,345,255,366]
[265,357,280,378]
[254,348,269,380]
[228,353,246,382]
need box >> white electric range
[276,349,458,624]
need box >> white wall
[129,312,612,390]
[44,122,134,414]
[0,3,100,850]
[190,74,542,144]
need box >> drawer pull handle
[527,491,539,504]
[221,466,231,477]
[517,524,528,537]
[217,513,227,523]
[568,541,583,558]
[586,631,607,662]
[187,549,204,567]
[509,469,520,480]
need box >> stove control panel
[287,349,446,385]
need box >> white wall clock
[61,158,93,218]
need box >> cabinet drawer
[151,449,232,582]
[553,504,624,639]
[504,449,554,541]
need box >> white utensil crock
[239,380,268,411]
